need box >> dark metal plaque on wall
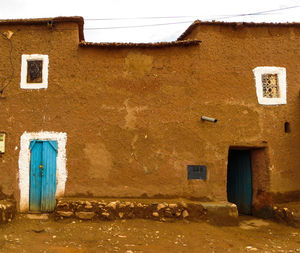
[187,165,207,180]
[27,60,43,83]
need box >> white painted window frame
[18,131,67,212]
[20,54,49,89]
[253,66,287,105]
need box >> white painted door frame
[18,131,67,212]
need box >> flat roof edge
[177,20,300,41]
[79,39,201,49]
[0,16,84,41]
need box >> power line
[220,4,300,19]
[85,16,198,21]
[85,21,194,30]
[85,4,300,22]
[19,4,300,32]
[83,4,300,30]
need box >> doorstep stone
[26,213,49,220]
[201,201,239,226]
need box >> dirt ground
[0,215,299,253]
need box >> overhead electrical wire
[83,14,272,30]
[85,16,199,21]
[85,21,197,30]
[83,4,300,30]
[85,4,300,21]
[0,4,298,95]
[28,4,300,32]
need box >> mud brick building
[0,17,299,214]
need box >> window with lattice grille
[262,74,280,98]
[253,67,286,105]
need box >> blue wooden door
[29,140,58,212]
[227,150,252,215]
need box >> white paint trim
[18,131,67,212]
[253,66,287,105]
[20,54,49,89]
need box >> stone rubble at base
[54,199,240,226]
[0,200,16,224]
[54,199,300,227]
[55,199,206,222]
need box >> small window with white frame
[20,54,49,89]
[253,66,287,105]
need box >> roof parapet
[177,20,300,41]
[79,39,201,48]
[0,16,84,41]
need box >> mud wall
[0,21,299,210]
[187,24,300,201]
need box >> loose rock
[157,203,166,211]
[107,202,117,210]
[152,212,159,217]
[101,212,110,217]
[75,212,95,220]
[57,211,73,217]
[176,212,181,217]
[182,210,189,218]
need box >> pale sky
[1,0,300,42]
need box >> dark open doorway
[227,149,252,215]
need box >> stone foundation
[55,198,238,225]
[273,205,300,228]
[0,200,16,224]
